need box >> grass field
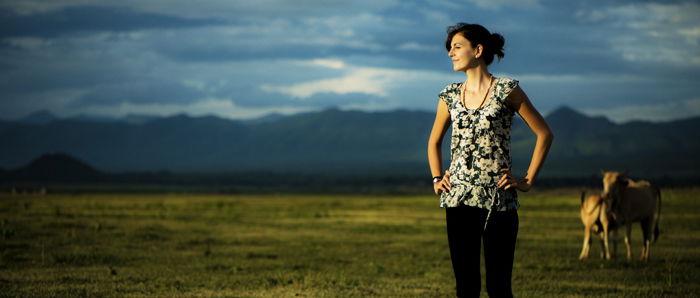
[1,188,698,297]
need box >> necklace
[460,75,494,110]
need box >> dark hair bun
[490,33,505,60]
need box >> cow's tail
[653,186,662,243]
[580,191,586,206]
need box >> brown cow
[602,170,661,261]
[579,191,618,260]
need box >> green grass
[0,188,698,297]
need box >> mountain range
[1,107,698,178]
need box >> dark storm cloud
[155,39,331,63]
[0,0,697,122]
[0,5,224,38]
[131,1,451,71]
[0,57,119,94]
[156,40,444,72]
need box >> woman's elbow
[541,130,554,144]
[535,127,553,142]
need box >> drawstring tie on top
[483,183,502,231]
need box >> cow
[602,170,661,261]
[579,191,618,260]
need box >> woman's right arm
[428,99,452,195]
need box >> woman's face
[448,33,479,72]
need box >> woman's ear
[475,44,484,58]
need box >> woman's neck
[463,65,491,92]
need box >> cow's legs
[579,225,592,260]
[640,217,652,261]
[611,229,618,259]
[602,223,611,259]
[624,224,633,261]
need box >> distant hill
[5,153,105,183]
[533,107,700,177]
[18,110,57,124]
[0,107,698,178]
[242,112,288,124]
[68,113,158,124]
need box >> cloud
[260,60,457,102]
[398,42,436,51]
[3,37,52,49]
[679,26,700,45]
[0,1,698,123]
[467,0,541,10]
[307,59,346,69]
[0,0,400,19]
[261,67,396,98]
[575,2,700,66]
[0,5,223,38]
[75,79,205,106]
[147,14,434,65]
[0,87,89,120]
[501,73,650,85]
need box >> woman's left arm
[499,85,554,191]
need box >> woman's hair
[445,23,505,65]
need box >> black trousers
[445,205,519,298]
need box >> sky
[1,0,699,123]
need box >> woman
[427,23,553,297]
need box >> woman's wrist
[517,176,533,191]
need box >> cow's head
[601,169,628,199]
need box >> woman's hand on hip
[433,170,452,195]
[498,168,532,192]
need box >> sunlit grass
[0,189,698,297]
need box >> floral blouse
[439,77,520,211]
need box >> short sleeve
[500,78,519,99]
[490,78,519,113]
[438,83,459,109]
